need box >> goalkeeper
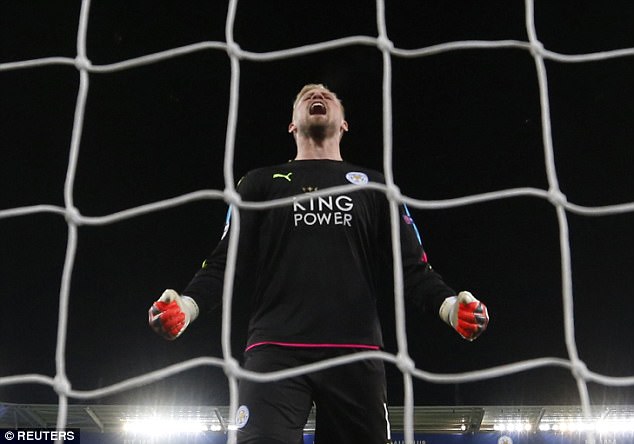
[148,84,490,444]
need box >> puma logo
[273,172,293,182]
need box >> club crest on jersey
[235,405,250,429]
[345,171,368,185]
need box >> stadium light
[122,417,210,435]
[495,418,634,434]
[493,422,533,432]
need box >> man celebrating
[148,84,489,444]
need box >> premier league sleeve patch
[346,171,369,185]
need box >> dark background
[1,1,633,408]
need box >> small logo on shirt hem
[235,405,250,429]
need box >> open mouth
[309,102,327,115]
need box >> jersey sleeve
[180,216,229,314]
[394,203,456,315]
[181,173,260,313]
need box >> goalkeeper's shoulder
[339,161,385,184]
[233,164,284,198]
[240,161,295,180]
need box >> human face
[289,86,348,140]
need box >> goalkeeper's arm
[439,291,489,341]
[148,289,200,340]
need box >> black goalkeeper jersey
[183,159,455,350]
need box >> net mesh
[1,0,634,443]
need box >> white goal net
[1,1,633,443]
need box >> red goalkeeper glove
[439,291,489,341]
[148,289,199,340]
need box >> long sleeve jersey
[183,159,455,350]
